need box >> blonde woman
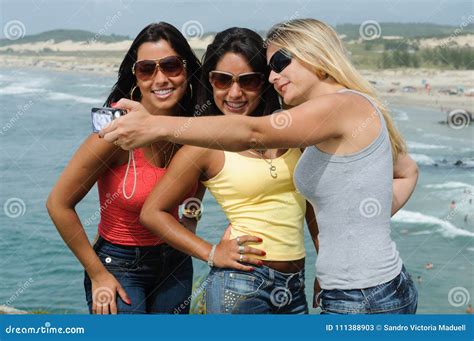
[100,19,419,314]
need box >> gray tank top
[294,89,403,290]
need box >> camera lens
[114,110,121,118]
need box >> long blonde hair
[266,18,406,161]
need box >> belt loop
[268,267,275,283]
[285,272,297,288]
[135,245,141,261]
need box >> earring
[188,83,193,99]
[317,70,329,80]
[130,85,140,100]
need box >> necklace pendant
[269,165,277,179]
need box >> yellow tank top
[202,148,306,261]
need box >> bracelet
[207,244,217,267]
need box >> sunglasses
[209,71,264,91]
[132,56,186,80]
[268,49,292,73]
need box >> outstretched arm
[99,94,348,151]
[139,146,265,271]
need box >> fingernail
[111,102,117,108]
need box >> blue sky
[1,0,472,37]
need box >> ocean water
[0,68,472,314]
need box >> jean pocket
[96,251,139,272]
[319,289,367,314]
[225,272,264,296]
[223,272,265,313]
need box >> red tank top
[97,147,196,246]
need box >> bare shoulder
[329,91,375,113]
[177,145,216,160]
[176,145,223,180]
[79,133,124,166]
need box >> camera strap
[122,149,137,200]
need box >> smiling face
[266,43,320,106]
[211,52,262,116]
[135,40,188,115]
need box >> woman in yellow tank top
[139,28,318,314]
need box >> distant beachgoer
[425,263,433,270]
[450,200,456,210]
[416,276,423,284]
[466,304,473,314]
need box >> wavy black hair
[105,22,201,117]
[196,27,280,117]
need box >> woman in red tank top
[46,22,203,314]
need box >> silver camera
[91,107,127,133]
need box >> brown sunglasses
[132,56,186,80]
[209,71,264,91]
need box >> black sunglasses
[268,49,292,73]
[132,56,186,80]
[209,71,264,91]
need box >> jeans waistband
[253,264,305,282]
[96,235,165,250]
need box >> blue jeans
[84,236,193,314]
[205,265,308,314]
[318,265,418,314]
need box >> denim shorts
[84,236,193,314]
[318,265,418,314]
[205,265,308,314]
